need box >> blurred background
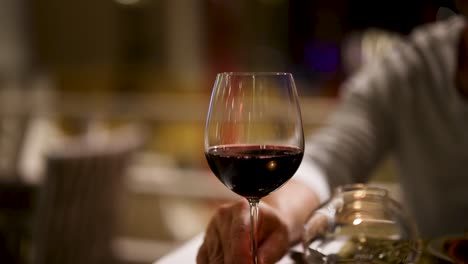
[0,0,454,263]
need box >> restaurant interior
[0,0,455,263]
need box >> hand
[196,199,290,264]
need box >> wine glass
[204,72,304,263]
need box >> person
[196,1,468,263]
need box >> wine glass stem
[248,198,259,264]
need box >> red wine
[205,145,303,199]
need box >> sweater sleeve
[294,46,405,202]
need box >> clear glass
[303,184,423,264]
[205,72,305,263]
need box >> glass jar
[302,184,422,264]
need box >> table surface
[154,233,452,264]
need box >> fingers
[196,245,224,264]
[197,199,290,264]
[196,207,224,264]
[197,200,253,264]
[224,202,252,263]
[196,243,209,264]
[257,204,290,264]
[257,227,289,264]
[219,200,252,264]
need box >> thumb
[257,229,289,264]
[222,200,255,264]
[255,203,290,264]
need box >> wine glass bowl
[205,145,303,199]
[205,72,304,263]
[302,184,423,264]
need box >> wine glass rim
[334,183,389,197]
[218,72,292,76]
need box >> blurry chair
[33,127,142,264]
[0,87,37,263]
